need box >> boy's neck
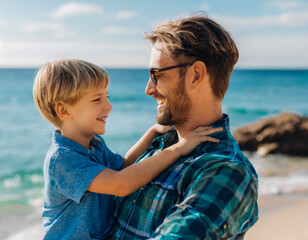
[59,127,92,150]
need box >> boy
[33,59,221,239]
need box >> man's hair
[33,59,109,127]
[144,15,238,99]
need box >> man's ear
[55,101,72,121]
[192,61,206,84]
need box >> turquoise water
[0,68,308,238]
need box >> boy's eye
[92,98,101,102]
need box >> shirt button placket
[120,190,141,240]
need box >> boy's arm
[122,124,170,169]
[87,126,222,197]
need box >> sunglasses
[149,62,195,85]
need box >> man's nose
[145,77,157,96]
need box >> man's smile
[157,98,166,105]
[156,97,166,110]
[154,93,166,110]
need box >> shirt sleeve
[51,149,105,203]
[150,161,258,239]
[100,137,124,171]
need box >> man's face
[145,42,192,126]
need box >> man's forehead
[150,42,173,66]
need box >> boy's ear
[55,101,72,121]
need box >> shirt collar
[158,114,230,151]
[209,113,230,136]
[52,130,103,156]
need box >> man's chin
[156,112,173,126]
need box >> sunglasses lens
[150,73,157,85]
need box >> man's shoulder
[184,140,256,177]
[197,147,247,164]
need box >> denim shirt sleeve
[50,148,105,203]
[100,137,124,170]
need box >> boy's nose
[145,77,157,96]
[106,99,113,111]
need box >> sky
[0,0,308,69]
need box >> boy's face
[68,85,112,138]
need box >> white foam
[30,174,43,184]
[243,151,308,196]
[259,175,308,196]
[6,224,44,240]
[3,175,21,188]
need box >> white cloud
[115,10,137,20]
[199,3,210,11]
[235,34,308,68]
[50,2,103,19]
[0,20,10,27]
[22,22,64,32]
[267,1,307,11]
[212,11,308,28]
[0,41,150,67]
[0,41,3,62]
[21,22,75,39]
[1,34,307,69]
[101,26,141,35]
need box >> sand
[245,194,308,240]
[3,194,308,239]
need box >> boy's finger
[194,126,212,132]
[202,136,220,143]
[199,127,223,135]
[197,126,223,132]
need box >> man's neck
[175,106,223,141]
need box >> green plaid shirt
[109,115,258,239]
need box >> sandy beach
[2,193,308,239]
[245,194,308,240]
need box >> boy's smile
[97,117,107,123]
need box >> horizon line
[1,66,308,71]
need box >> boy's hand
[151,123,171,134]
[176,126,223,156]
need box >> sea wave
[246,152,308,196]
[6,224,44,240]
[259,175,308,196]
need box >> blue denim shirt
[43,130,123,240]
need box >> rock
[233,113,308,156]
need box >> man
[109,15,258,239]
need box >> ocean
[0,68,307,239]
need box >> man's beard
[156,81,191,126]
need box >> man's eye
[155,74,164,79]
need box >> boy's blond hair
[33,59,109,127]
